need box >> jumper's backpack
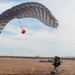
[54,59,61,67]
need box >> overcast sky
[0,0,75,57]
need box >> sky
[0,0,75,57]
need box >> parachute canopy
[0,2,58,33]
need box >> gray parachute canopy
[0,2,58,33]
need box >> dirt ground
[0,58,75,75]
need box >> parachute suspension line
[18,19,23,30]
[17,18,26,34]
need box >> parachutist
[52,56,61,74]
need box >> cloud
[0,2,18,13]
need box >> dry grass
[0,57,75,75]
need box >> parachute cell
[0,2,58,33]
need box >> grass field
[0,57,75,75]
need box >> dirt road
[0,58,75,75]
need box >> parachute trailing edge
[0,2,58,33]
